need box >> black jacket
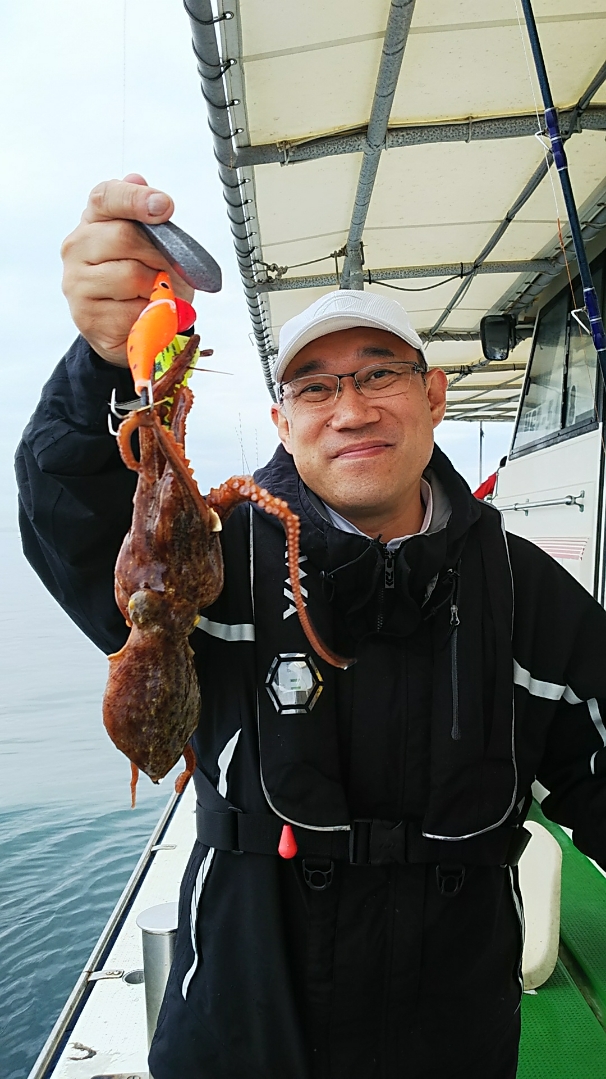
[15,337,606,1079]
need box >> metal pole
[256,259,556,294]
[479,422,484,486]
[137,903,179,1047]
[520,0,606,384]
[235,105,606,168]
[340,0,416,289]
[184,0,277,398]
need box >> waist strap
[195,802,531,867]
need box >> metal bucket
[136,902,178,1048]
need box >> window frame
[509,253,604,461]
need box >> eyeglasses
[279,360,426,407]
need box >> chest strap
[194,799,531,867]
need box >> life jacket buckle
[303,859,334,891]
[436,863,466,897]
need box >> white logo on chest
[283,549,308,619]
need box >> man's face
[271,327,447,522]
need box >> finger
[62,221,194,302]
[82,178,174,225]
[71,297,148,362]
[66,259,161,303]
[63,219,171,270]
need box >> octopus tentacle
[174,742,196,795]
[116,410,160,483]
[117,337,202,478]
[152,336,209,401]
[116,411,145,473]
[130,761,140,809]
[168,385,194,447]
[150,416,212,522]
[206,478,354,670]
[282,511,353,670]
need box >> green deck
[519,960,606,1078]
[517,803,606,1077]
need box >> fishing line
[236,413,251,474]
[121,0,127,176]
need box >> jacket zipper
[377,550,395,631]
[375,548,394,630]
[450,600,461,740]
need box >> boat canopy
[185,0,606,421]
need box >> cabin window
[564,315,597,428]
[511,258,602,456]
[564,263,602,430]
[513,293,568,451]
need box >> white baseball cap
[273,290,426,384]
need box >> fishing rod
[520,0,606,387]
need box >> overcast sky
[0,0,517,821]
[0,0,512,523]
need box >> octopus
[103,335,350,806]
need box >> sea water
[0,526,181,1079]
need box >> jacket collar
[256,443,479,559]
[254,443,481,635]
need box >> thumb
[123,173,149,186]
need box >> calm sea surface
[0,525,181,1079]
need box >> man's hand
[61,174,195,367]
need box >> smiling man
[16,180,606,1079]
[271,302,447,543]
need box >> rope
[255,246,347,280]
[368,268,474,293]
[287,247,347,271]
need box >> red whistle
[278,823,298,859]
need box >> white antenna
[236,414,251,474]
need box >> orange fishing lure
[127,272,196,395]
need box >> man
[16,178,606,1079]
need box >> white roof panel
[240,0,390,57]
[243,41,382,144]
[391,9,606,123]
[209,0,606,419]
[254,155,363,251]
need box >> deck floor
[47,784,196,1078]
[519,802,606,1076]
[42,793,606,1077]
[519,960,606,1078]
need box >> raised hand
[60,173,194,366]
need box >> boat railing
[497,492,585,515]
[26,789,181,1079]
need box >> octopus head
[127,589,166,629]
